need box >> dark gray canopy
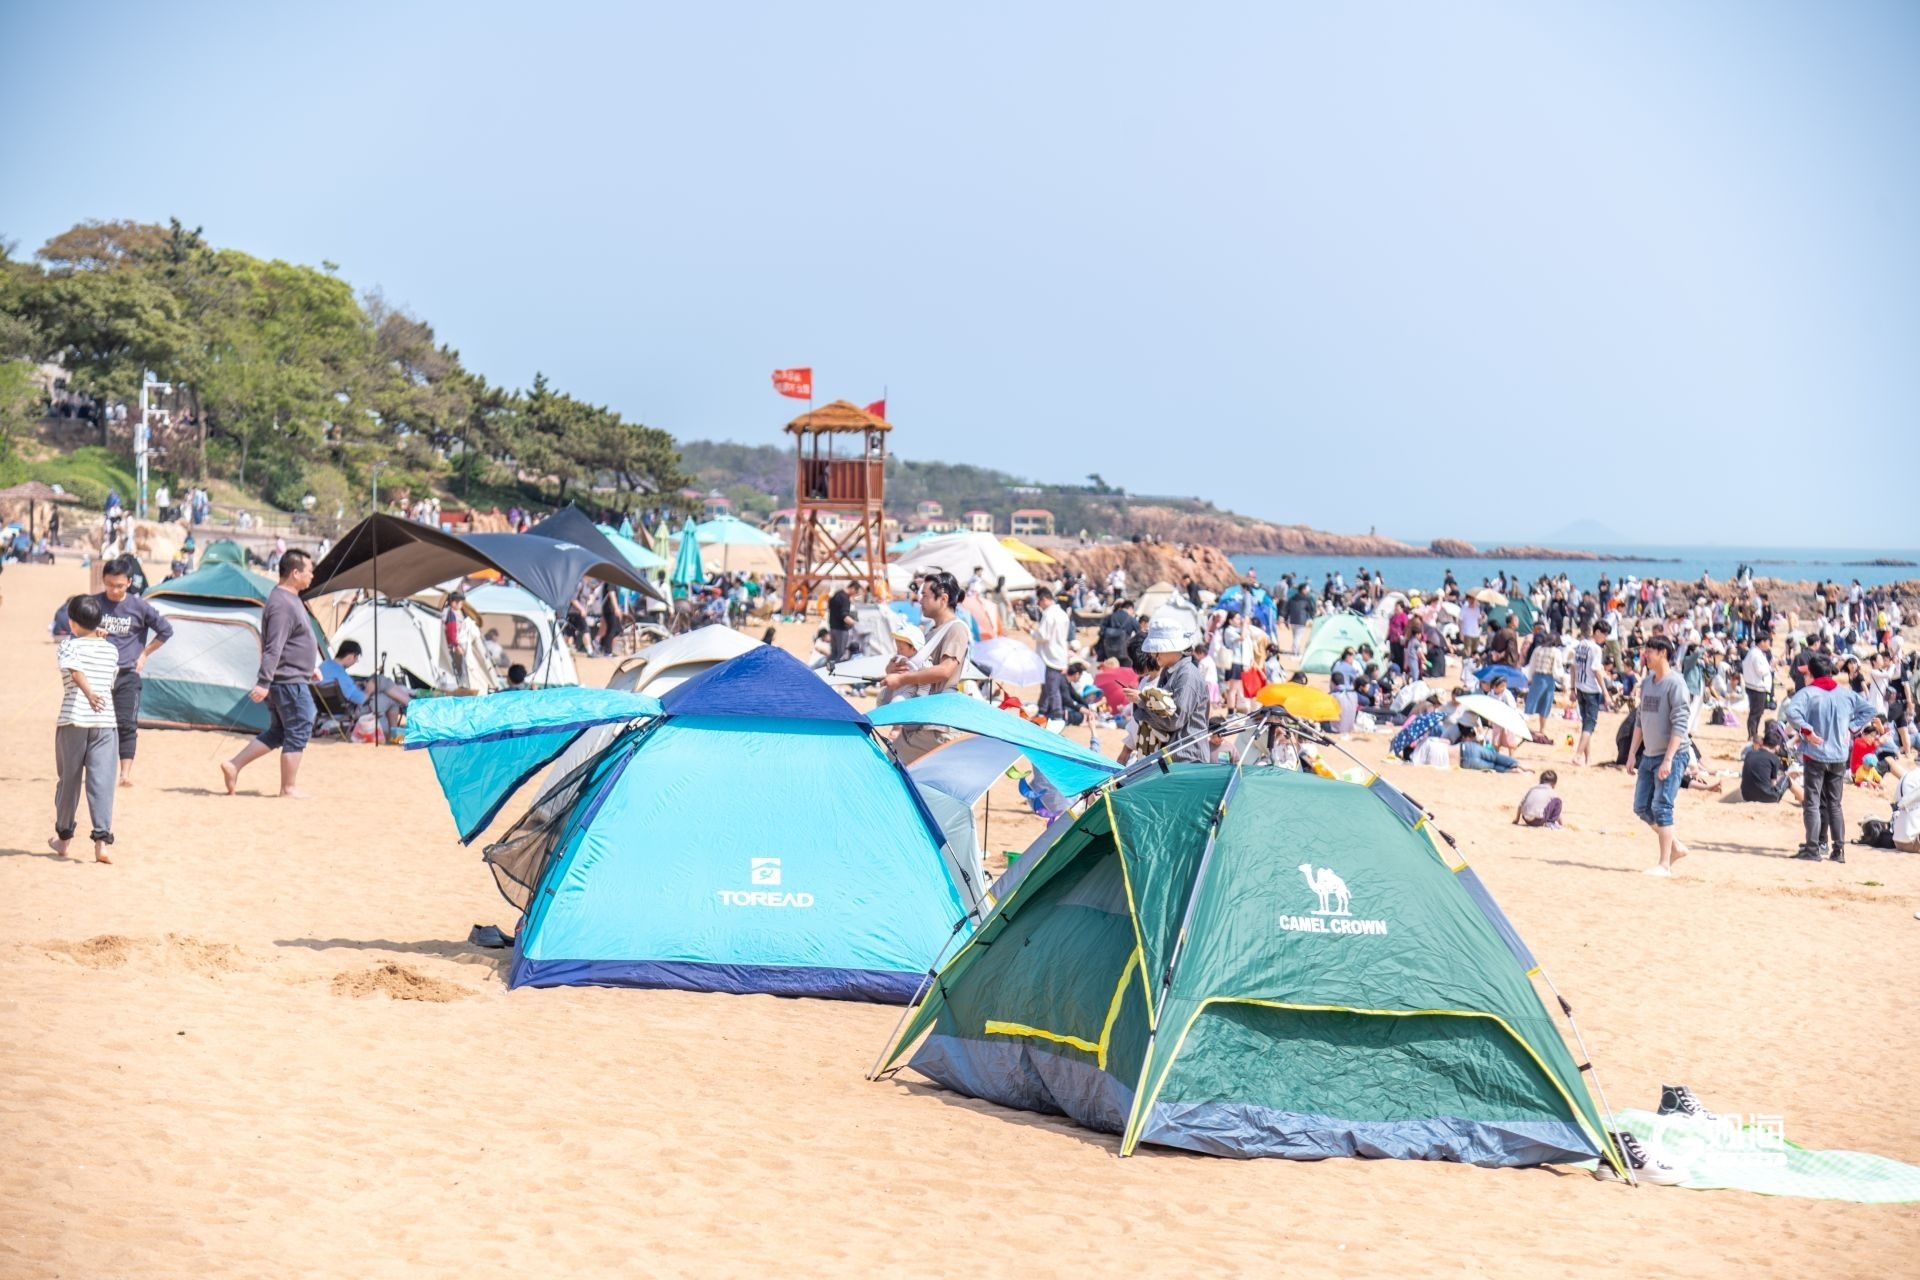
[305,510,663,611]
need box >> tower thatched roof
[784,400,891,435]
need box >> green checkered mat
[1601,1109,1920,1202]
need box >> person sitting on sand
[1739,730,1803,805]
[1456,724,1521,773]
[1878,750,1920,852]
[1513,770,1562,828]
[1390,693,1447,760]
[51,594,119,864]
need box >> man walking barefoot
[222,551,321,798]
[1628,636,1692,877]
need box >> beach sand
[3,560,1917,1278]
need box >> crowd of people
[952,557,1920,875]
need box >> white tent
[139,600,275,733]
[890,532,1039,595]
[333,599,496,693]
[465,582,578,687]
[610,625,764,697]
[1136,581,1203,636]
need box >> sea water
[1228,546,1920,594]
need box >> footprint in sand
[41,934,254,975]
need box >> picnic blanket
[1601,1109,1920,1202]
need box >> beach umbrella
[692,514,781,574]
[693,514,782,547]
[974,637,1047,686]
[670,517,704,589]
[596,523,668,571]
[1472,588,1509,606]
[999,535,1057,566]
[1473,663,1531,693]
[1255,682,1341,722]
[1458,693,1530,741]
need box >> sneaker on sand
[1792,846,1824,861]
[1608,1130,1684,1186]
[1659,1084,1717,1120]
[1829,849,1846,864]
[1643,865,1672,877]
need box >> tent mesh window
[482,747,609,915]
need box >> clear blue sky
[4,1,1916,547]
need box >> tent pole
[863,917,967,1082]
[371,517,381,746]
[1536,969,1633,1183]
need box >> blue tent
[1217,583,1276,632]
[407,646,1120,1003]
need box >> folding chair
[313,660,368,739]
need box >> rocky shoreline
[1093,504,1656,562]
[1052,537,1918,614]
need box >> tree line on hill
[0,220,688,521]
[678,437,1200,538]
[0,218,1240,541]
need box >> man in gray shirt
[1628,636,1693,877]
[221,551,321,798]
[95,556,173,787]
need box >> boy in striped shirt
[52,594,119,863]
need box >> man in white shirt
[1034,586,1071,724]
[1570,622,1610,766]
[1741,634,1774,746]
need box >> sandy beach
[4,558,1918,1279]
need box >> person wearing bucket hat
[1133,614,1209,763]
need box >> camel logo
[1281,864,1388,936]
[751,857,782,886]
[1299,863,1350,915]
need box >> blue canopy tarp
[407,688,664,841]
[869,691,1120,797]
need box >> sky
[3,0,1917,548]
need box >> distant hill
[676,439,1422,556]
[1545,518,1630,547]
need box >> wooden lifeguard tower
[783,399,891,613]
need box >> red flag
[863,399,887,420]
[772,367,812,399]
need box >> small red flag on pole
[863,399,887,420]
[772,367,813,399]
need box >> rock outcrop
[1059,542,1244,592]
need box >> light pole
[368,460,388,745]
[137,374,172,520]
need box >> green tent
[199,538,248,567]
[1298,610,1380,674]
[1485,597,1537,634]
[140,564,329,733]
[882,765,1622,1171]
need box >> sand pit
[2,558,1917,1277]
[329,962,476,1003]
